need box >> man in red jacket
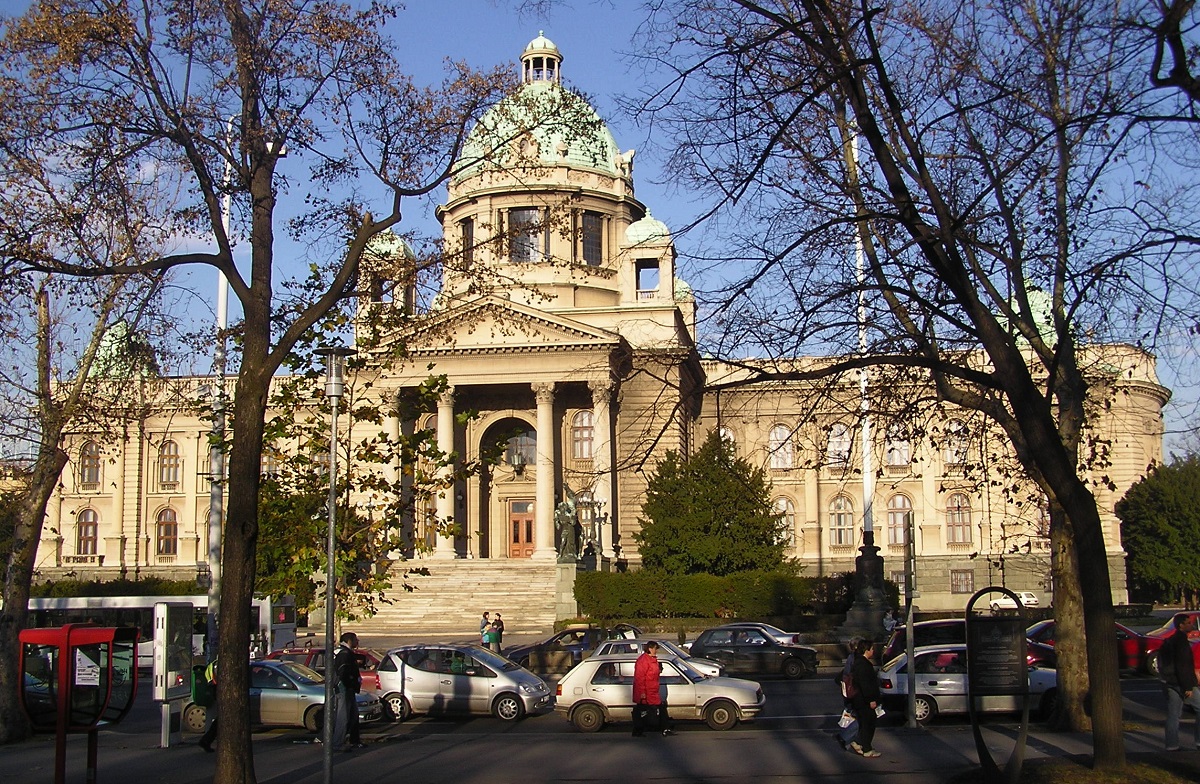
[632,641,672,736]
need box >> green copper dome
[452,37,621,183]
[625,212,670,246]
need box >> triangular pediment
[371,296,621,356]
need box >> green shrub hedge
[576,569,868,619]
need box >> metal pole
[317,347,353,784]
[205,118,234,660]
[905,510,917,727]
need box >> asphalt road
[0,665,1190,784]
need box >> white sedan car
[989,591,1041,611]
[589,639,725,677]
[877,644,1057,723]
[555,654,764,732]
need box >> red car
[265,645,384,692]
[1143,612,1200,675]
[1025,619,1147,673]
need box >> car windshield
[471,645,522,672]
[277,661,322,685]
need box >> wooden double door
[508,499,535,558]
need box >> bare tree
[0,2,590,780]
[630,0,1199,768]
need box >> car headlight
[519,681,546,695]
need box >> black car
[688,624,818,679]
[503,624,640,674]
[882,619,1057,669]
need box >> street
[1,668,1190,784]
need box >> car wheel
[782,658,807,679]
[182,703,207,733]
[493,692,525,722]
[571,703,605,733]
[704,699,739,731]
[304,705,324,733]
[1038,688,1059,719]
[913,695,937,724]
[383,692,411,722]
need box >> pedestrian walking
[632,641,671,736]
[198,658,218,753]
[847,639,882,758]
[1159,613,1200,751]
[479,611,491,645]
[834,636,861,750]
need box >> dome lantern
[521,31,561,84]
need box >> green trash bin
[191,664,215,708]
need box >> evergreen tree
[1115,456,1200,605]
[636,431,790,576]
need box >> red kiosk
[20,624,139,784]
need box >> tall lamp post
[317,345,355,784]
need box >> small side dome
[625,212,671,246]
[365,229,416,263]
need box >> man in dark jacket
[848,639,882,758]
[1161,613,1200,751]
[331,632,363,751]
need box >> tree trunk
[1048,504,1089,731]
[0,444,69,744]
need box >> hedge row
[575,569,863,619]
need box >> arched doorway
[479,417,537,558]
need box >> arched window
[887,494,912,546]
[77,509,98,556]
[774,497,797,548]
[769,425,794,470]
[156,508,178,556]
[947,493,973,543]
[944,419,968,466]
[79,441,101,488]
[885,426,911,467]
[572,410,594,459]
[826,424,851,467]
[158,439,180,488]
[829,496,854,546]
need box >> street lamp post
[317,345,355,784]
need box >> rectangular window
[891,570,906,597]
[950,569,975,594]
[635,259,660,299]
[582,212,603,266]
[460,217,474,267]
[509,208,541,263]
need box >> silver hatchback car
[555,653,764,732]
[375,644,552,722]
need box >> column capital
[587,376,615,399]
[438,385,456,407]
[532,381,556,405]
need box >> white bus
[27,594,297,667]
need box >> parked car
[988,592,1041,611]
[877,644,1058,723]
[1026,619,1147,673]
[554,653,764,732]
[375,644,552,722]
[503,624,640,674]
[688,624,818,679]
[182,659,383,733]
[1144,612,1200,675]
[717,622,804,646]
[883,619,1057,669]
[589,638,725,677]
[266,645,385,691]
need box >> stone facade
[36,36,1168,615]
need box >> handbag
[840,672,858,700]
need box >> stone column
[432,386,458,558]
[589,377,616,560]
[532,382,557,560]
